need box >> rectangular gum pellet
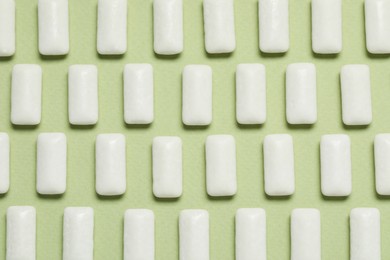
[153,0,183,55]
[179,209,209,260]
[206,135,237,196]
[286,63,317,124]
[37,133,67,195]
[291,208,321,260]
[38,0,69,55]
[68,65,99,125]
[365,0,390,54]
[95,134,126,196]
[350,208,381,260]
[7,206,36,260]
[0,133,10,194]
[374,134,390,195]
[235,208,267,260]
[236,64,267,125]
[341,64,372,125]
[0,0,15,56]
[320,134,351,196]
[263,134,295,196]
[97,0,127,55]
[63,207,94,260]
[203,0,236,54]
[124,209,155,260]
[258,0,289,53]
[11,64,42,125]
[152,136,182,198]
[182,65,212,126]
[311,0,342,54]
[124,64,154,124]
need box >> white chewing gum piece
[340,64,372,125]
[311,0,342,54]
[0,133,10,194]
[63,207,94,260]
[68,65,99,125]
[37,133,67,195]
[203,0,236,54]
[97,0,127,55]
[286,63,317,125]
[179,209,209,260]
[153,0,183,55]
[38,0,69,55]
[235,208,267,260]
[124,64,154,124]
[236,64,267,125]
[0,0,15,56]
[258,0,289,53]
[263,134,295,196]
[320,134,351,196]
[11,64,42,125]
[124,209,155,260]
[95,134,126,196]
[7,206,36,260]
[206,135,237,197]
[375,134,390,195]
[350,208,381,260]
[365,0,390,54]
[152,136,182,198]
[291,208,321,260]
[182,65,212,126]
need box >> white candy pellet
[182,65,212,126]
[0,0,15,56]
[11,64,42,125]
[7,206,36,260]
[179,209,209,260]
[68,65,98,125]
[320,134,351,196]
[206,135,237,197]
[374,134,390,195]
[37,133,67,195]
[63,207,94,260]
[311,0,342,54]
[124,209,155,260]
[263,134,295,196]
[235,208,267,260]
[38,0,69,55]
[153,136,182,198]
[124,64,154,124]
[350,208,381,260]
[203,0,236,54]
[365,0,390,54]
[258,0,289,53]
[153,0,183,55]
[291,208,321,260]
[95,134,126,196]
[340,65,372,125]
[97,0,127,55]
[286,63,317,124]
[236,64,267,125]
[0,133,10,194]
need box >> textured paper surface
[0,0,389,259]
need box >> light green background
[1,0,390,259]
